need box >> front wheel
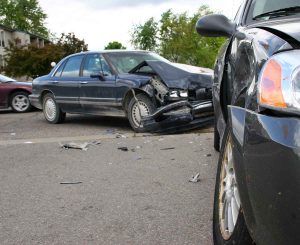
[213,126,254,245]
[42,93,66,124]
[127,93,155,133]
[10,91,32,112]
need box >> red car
[0,74,32,112]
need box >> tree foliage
[4,33,88,78]
[131,17,158,51]
[130,6,225,68]
[104,41,126,50]
[0,0,48,37]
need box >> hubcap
[44,98,57,121]
[12,94,29,112]
[131,101,150,128]
[219,135,241,240]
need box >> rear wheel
[10,91,32,112]
[213,126,254,245]
[127,93,155,133]
[42,93,66,124]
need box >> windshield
[249,0,300,21]
[0,74,15,83]
[105,52,170,74]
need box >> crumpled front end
[130,60,214,133]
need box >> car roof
[67,50,153,57]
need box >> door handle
[52,81,59,84]
[80,82,88,84]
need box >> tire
[42,93,66,124]
[127,93,155,133]
[213,126,253,245]
[214,118,220,152]
[10,91,32,113]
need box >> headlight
[258,50,300,114]
[179,91,188,97]
[169,90,188,98]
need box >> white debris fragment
[189,173,201,183]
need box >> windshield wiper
[253,6,300,20]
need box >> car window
[106,52,169,74]
[61,55,84,78]
[83,54,112,77]
[53,61,65,77]
[0,74,15,82]
[246,0,300,23]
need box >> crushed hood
[130,60,213,90]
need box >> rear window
[61,55,84,78]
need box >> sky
[39,0,243,50]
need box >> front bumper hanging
[141,100,214,133]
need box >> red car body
[0,74,32,110]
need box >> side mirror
[90,72,105,81]
[196,14,236,38]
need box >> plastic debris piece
[189,173,200,183]
[118,146,129,152]
[90,140,101,145]
[59,142,89,151]
[60,181,82,185]
[160,147,175,151]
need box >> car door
[49,54,84,112]
[80,54,123,116]
[0,82,6,107]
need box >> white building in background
[0,24,49,69]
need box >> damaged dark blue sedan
[197,0,300,244]
[29,51,213,132]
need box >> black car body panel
[229,106,300,245]
[197,0,300,244]
[30,51,213,132]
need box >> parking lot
[0,110,217,244]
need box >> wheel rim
[12,94,29,112]
[131,101,151,128]
[44,97,57,121]
[218,135,241,240]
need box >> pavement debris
[206,154,212,157]
[60,181,82,185]
[60,142,89,151]
[189,173,201,183]
[160,147,176,151]
[116,134,127,139]
[118,146,129,152]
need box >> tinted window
[61,55,83,77]
[100,55,112,76]
[53,61,65,77]
[82,54,112,77]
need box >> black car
[196,0,300,244]
[30,51,213,132]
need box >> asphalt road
[0,110,218,245]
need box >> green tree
[131,17,158,51]
[4,32,88,78]
[104,41,126,50]
[57,32,88,57]
[130,6,225,68]
[0,0,48,37]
